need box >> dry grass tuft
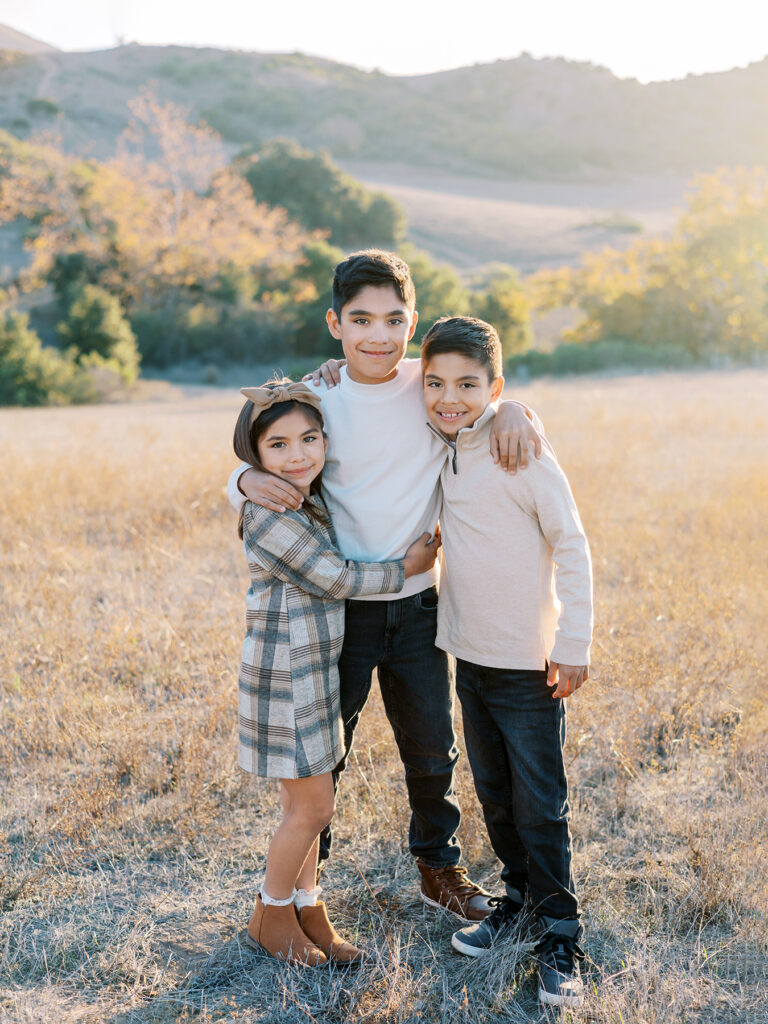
[1,371,767,1023]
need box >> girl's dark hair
[233,383,330,536]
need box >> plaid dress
[238,502,405,778]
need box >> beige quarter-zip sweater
[435,405,593,671]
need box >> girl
[233,378,439,966]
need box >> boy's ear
[491,376,505,401]
[406,309,419,341]
[326,307,342,340]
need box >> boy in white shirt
[229,250,543,921]
[421,316,592,1009]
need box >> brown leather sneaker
[417,861,493,922]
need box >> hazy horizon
[2,0,768,84]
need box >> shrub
[533,169,768,361]
[0,313,92,406]
[236,139,406,249]
[402,246,469,346]
[506,338,696,379]
[469,265,532,357]
[130,306,291,367]
[26,98,60,118]
[290,239,345,356]
[57,285,140,384]
[49,252,103,310]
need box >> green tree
[57,284,140,384]
[237,139,406,249]
[470,265,532,357]
[531,168,768,360]
[0,104,311,368]
[402,246,469,345]
[49,251,103,310]
[0,313,91,406]
[290,239,345,355]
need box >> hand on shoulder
[239,467,304,512]
[490,401,545,474]
[302,359,346,389]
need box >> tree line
[0,93,531,404]
[524,166,768,373]
[0,90,765,405]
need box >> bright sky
[3,0,768,82]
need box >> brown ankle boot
[246,896,327,965]
[298,901,366,965]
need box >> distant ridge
[0,43,766,179]
[0,24,58,54]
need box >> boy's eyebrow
[346,307,407,317]
[424,372,483,381]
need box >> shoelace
[432,865,485,898]
[533,931,586,974]
[485,895,524,926]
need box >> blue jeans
[455,659,579,920]
[319,587,461,867]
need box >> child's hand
[239,467,303,513]
[547,662,588,699]
[403,531,441,578]
[490,403,543,473]
[302,359,346,389]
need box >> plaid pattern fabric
[238,502,405,778]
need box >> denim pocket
[417,588,439,612]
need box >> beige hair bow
[240,380,324,426]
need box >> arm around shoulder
[491,399,546,472]
[231,465,305,513]
[227,462,250,513]
[243,505,405,600]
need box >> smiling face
[326,284,418,385]
[423,351,504,438]
[255,407,328,496]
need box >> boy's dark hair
[331,249,415,316]
[233,378,330,535]
[421,316,503,382]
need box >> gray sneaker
[451,895,530,957]
[534,920,585,1008]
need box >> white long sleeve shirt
[228,359,445,600]
[434,405,593,670]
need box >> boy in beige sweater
[421,316,593,1010]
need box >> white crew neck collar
[338,361,414,398]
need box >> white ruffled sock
[260,884,296,907]
[294,886,322,909]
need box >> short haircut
[421,316,502,382]
[332,249,415,316]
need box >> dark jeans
[319,587,461,867]
[455,658,578,921]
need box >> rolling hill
[0,25,57,54]
[0,31,763,274]
[0,36,766,179]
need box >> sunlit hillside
[1,41,767,178]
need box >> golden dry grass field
[1,370,767,1024]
